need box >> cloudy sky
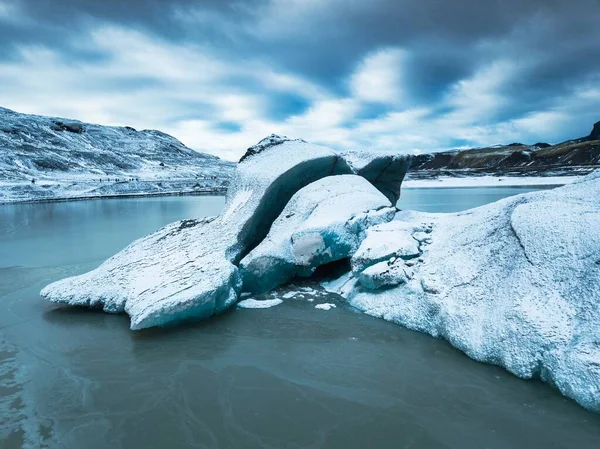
[1,0,599,160]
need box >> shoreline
[402,174,582,188]
[2,173,595,204]
[0,188,227,206]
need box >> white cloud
[444,59,517,122]
[0,25,325,159]
[350,48,406,104]
[1,17,598,162]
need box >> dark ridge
[588,121,600,141]
[51,120,85,134]
[408,119,600,177]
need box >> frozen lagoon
[1,190,600,448]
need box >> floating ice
[237,298,283,309]
[41,135,354,329]
[324,171,600,412]
[315,303,336,311]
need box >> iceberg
[39,129,600,412]
[323,171,600,412]
[41,135,356,329]
[41,135,410,329]
[239,175,395,293]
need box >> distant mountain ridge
[0,107,235,203]
[0,106,233,181]
[409,120,600,178]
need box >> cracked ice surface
[41,136,354,329]
[323,171,600,412]
[239,175,395,293]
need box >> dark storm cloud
[1,0,599,156]
[8,0,599,99]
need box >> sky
[1,0,599,161]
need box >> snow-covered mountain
[0,107,235,203]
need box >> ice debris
[237,298,283,309]
[315,303,336,311]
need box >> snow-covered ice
[323,170,600,412]
[41,135,355,329]
[239,175,395,293]
[343,150,412,204]
[315,303,336,311]
[237,298,283,309]
[36,126,600,411]
[350,220,425,273]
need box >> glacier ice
[357,258,413,290]
[314,303,336,311]
[37,129,600,412]
[323,171,600,412]
[350,220,425,273]
[41,135,355,329]
[237,298,283,309]
[343,150,412,204]
[41,135,409,329]
[239,175,395,293]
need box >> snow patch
[237,298,283,309]
[315,303,337,311]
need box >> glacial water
[1,188,599,449]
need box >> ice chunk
[315,303,336,311]
[357,258,412,290]
[42,136,353,329]
[237,298,283,309]
[350,220,424,273]
[343,150,411,204]
[324,170,600,412]
[239,175,395,293]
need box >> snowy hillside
[406,120,600,185]
[0,107,235,203]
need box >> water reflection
[0,195,226,269]
[398,185,557,212]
